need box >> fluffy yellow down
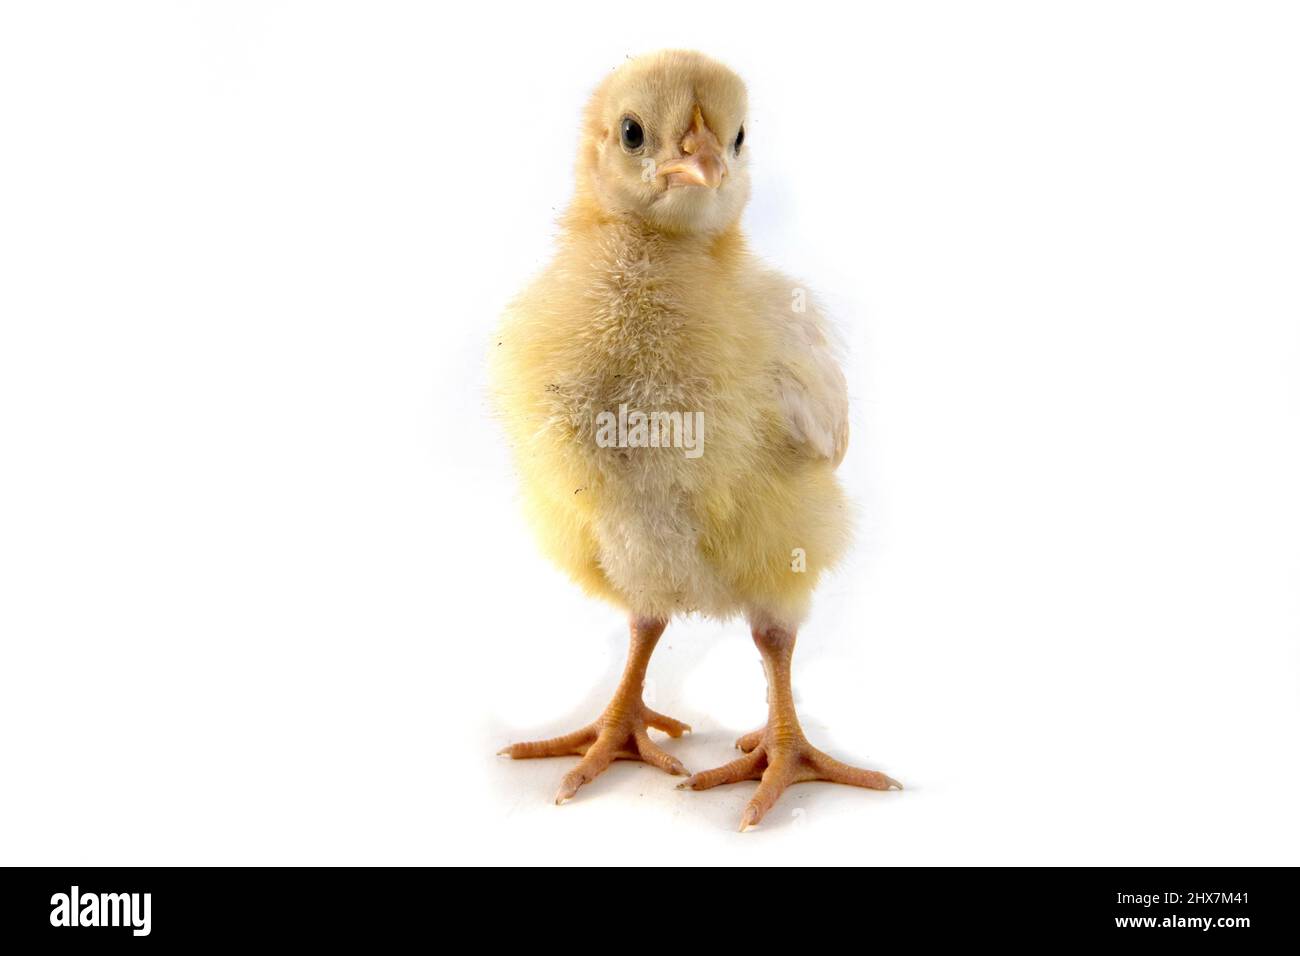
[490,51,851,627]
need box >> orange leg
[499,616,691,804]
[680,622,901,830]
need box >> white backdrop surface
[1,2,1297,865]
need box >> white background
[2,2,1297,866]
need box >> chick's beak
[656,105,726,189]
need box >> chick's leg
[680,622,901,831]
[498,616,691,804]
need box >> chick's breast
[492,226,849,624]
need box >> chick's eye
[734,125,745,154]
[620,117,644,151]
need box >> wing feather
[760,275,849,467]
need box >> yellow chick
[492,50,900,830]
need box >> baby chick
[492,50,900,830]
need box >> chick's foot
[497,616,690,805]
[680,620,900,831]
[679,727,900,830]
[500,699,691,804]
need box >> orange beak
[656,106,727,189]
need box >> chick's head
[578,50,750,236]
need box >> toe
[735,728,764,752]
[633,729,688,776]
[644,708,691,737]
[500,726,595,759]
[678,750,764,791]
[738,761,795,831]
[809,751,902,791]
[554,737,618,804]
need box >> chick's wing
[755,273,850,468]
